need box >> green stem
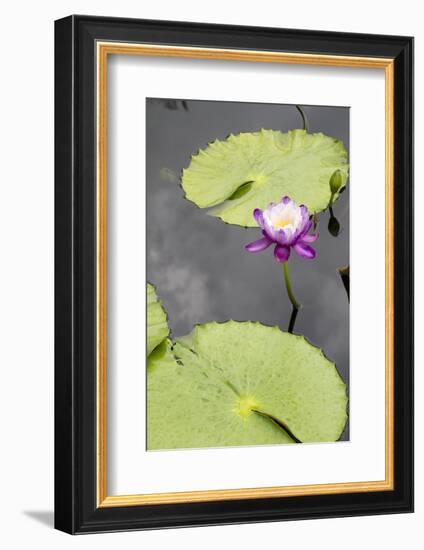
[296,105,309,132]
[283,261,300,310]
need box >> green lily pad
[147,321,347,450]
[181,129,348,226]
[147,283,169,356]
[147,338,294,450]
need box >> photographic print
[146,98,350,451]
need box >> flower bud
[329,170,344,195]
[328,214,340,237]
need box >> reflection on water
[146,98,350,440]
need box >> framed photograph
[54,15,413,534]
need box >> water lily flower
[245,196,318,263]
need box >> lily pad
[147,283,169,356]
[147,321,347,450]
[182,129,348,226]
[147,339,294,450]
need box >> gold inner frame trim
[96,42,395,508]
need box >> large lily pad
[182,129,348,226]
[147,321,347,450]
[147,338,294,450]
[147,283,169,356]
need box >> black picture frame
[55,15,413,534]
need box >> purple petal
[274,228,289,245]
[282,196,291,204]
[299,211,311,230]
[253,208,264,228]
[274,244,290,263]
[299,232,318,243]
[245,236,272,253]
[262,217,277,242]
[293,242,316,260]
[290,210,311,242]
[302,219,312,233]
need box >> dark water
[146,98,350,440]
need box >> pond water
[146,98,350,440]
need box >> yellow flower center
[273,218,293,229]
